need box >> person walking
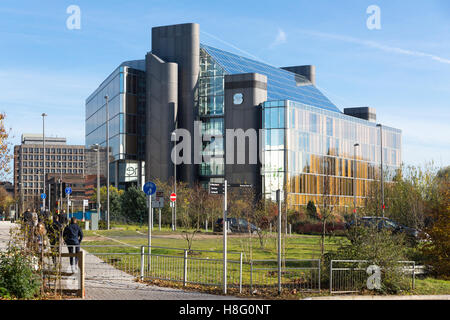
[63,217,83,273]
[48,215,63,265]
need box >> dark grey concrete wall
[151,23,200,185]
[224,73,267,195]
[281,65,316,85]
[344,107,377,122]
[145,53,178,182]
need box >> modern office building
[86,60,146,190]
[86,23,401,212]
[14,134,86,212]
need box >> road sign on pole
[152,191,164,208]
[209,183,225,195]
[143,181,156,271]
[170,193,177,202]
[143,182,157,196]
[65,187,72,195]
[40,193,46,200]
[223,180,228,294]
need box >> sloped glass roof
[201,44,341,113]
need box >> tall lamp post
[353,143,360,222]
[105,95,110,230]
[376,124,384,217]
[171,131,177,231]
[94,144,101,221]
[42,113,47,211]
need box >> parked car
[214,218,260,233]
[345,216,422,240]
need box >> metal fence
[141,246,244,290]
[249,259,321,293]
[77,245,321,294]
[330,260,416,294]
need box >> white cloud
[294,29,450,65]
[270,28,287,48]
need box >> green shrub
[0,248,41,299]
[322,226,412,294]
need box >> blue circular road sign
[143,182,157,196]
[40,193,46,200]
[65,187,72,195]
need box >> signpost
[65,187,72,221]
[208,181,253,294]
[143,181,156,270]
[41,193,46,213]
[209,183,225,195]
[223,180,228,294]
[152,191,164,230]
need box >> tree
[0,186,14,215]
[90,186,124,222]
[306,201,317,220]
[0,113,11,180]
[120,186,147,224]
[176,182,198,252]
[421,166,450,279]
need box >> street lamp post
[94,144,101,221]
[376,124,384,217]
[353,143,360,222]
[171,132,177,231]
[105,95,110,230]
[42,113,47,211]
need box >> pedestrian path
[0,222,237,300]
[80,249,238,300]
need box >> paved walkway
[0,221,14,251]
[0,222,237,300]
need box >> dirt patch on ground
[83,236,107,242]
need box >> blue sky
[1,0,449,180]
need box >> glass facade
[262,100,401,211]
[201,44,340,113]
[85,61,146,189]
[197,44,344,184]
[197,48,226,179]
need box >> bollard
[183,249,188,286]
[140,246,145,280]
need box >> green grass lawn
[78,223,450,297]
[413,278,450,295]
[82,223,343,261]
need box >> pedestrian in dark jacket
[63,217,83,272]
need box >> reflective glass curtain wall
[262,100,402,211]
[197,48,225,178]
[85,64,146,189]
